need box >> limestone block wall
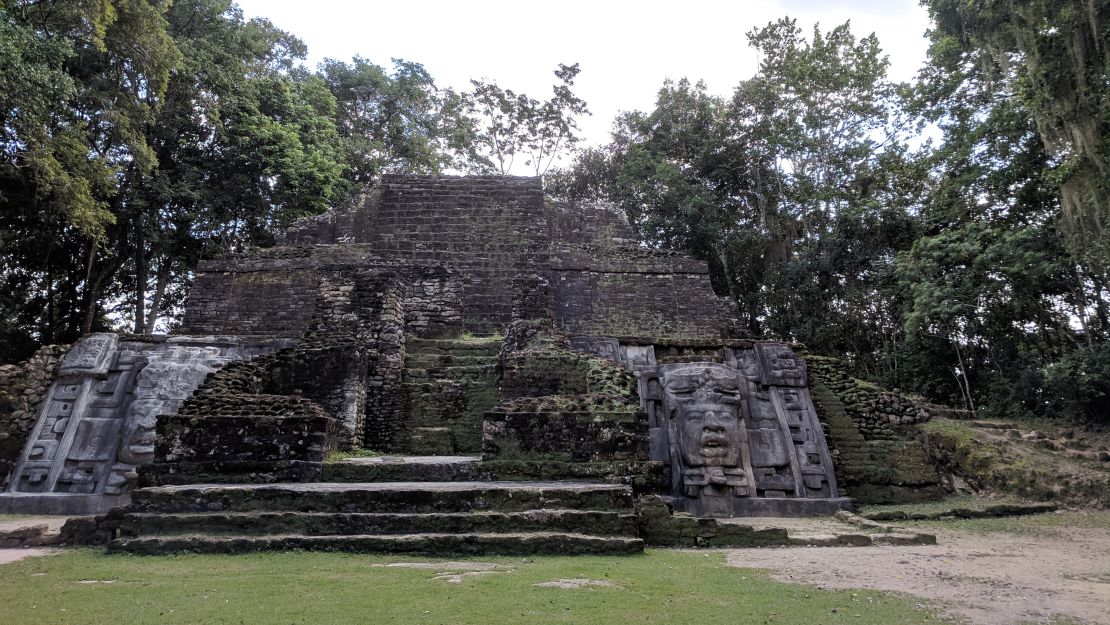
[0,345,66,484]
[486,322,651,466]
[402,267,463,338]
[546,200,636,243]
[187,175,736,342]
[180,245,382,338]
[148,354,337,485]
[280,175,551,334]
[805,355,945,503]
[363,277,406,451]
[181,257,319,337]
[550,244,732,340]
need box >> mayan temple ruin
[0,175,950,554]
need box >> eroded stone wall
[0,345,66,485]
[402,267,463,339]
[805,355,945,503]
[551,245,731,340]
[279,175,550,334]
[182,176,737,347]
[148,353,337,485]
[0,335,281,512]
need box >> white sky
[234,0,933,149]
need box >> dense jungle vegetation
[1,0,1107,423]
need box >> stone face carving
[655,364,754,515]
[676,404,749,496]
[641,343,846,516]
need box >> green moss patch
[919,419,1110,506]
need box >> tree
[891,0,1109,419]
[0,0,181,351]
[319,57,479,192]
[925,0,1110,279]
[123,0,346,334]
[467,63,589,176]
[0,0,347,357]
[550,19,919,358]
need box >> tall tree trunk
[147,258,171,334]
[80,239,99,336]
[950,336,976,415]
[134,212,147,334]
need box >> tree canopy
[550,14,1109,422]
[1,2,1106,423]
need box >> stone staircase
[399,337,500,454]
[106,479,643,555]
[105,334,650,556]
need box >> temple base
[679,496,854,518]
[0,492,129,515]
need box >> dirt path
[726,525,1110,625]
[0,549,54,565]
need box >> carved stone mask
[678,402,741,467]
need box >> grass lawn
[900,509,1110,536]
[858,494,1032,517]
[0,549,944,625]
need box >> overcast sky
[234,0,933,148]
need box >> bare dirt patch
[726,522,1110,625]
[371,561,501,571]
[533,578,618,589]
[0,548,55,565]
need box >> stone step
[401,380,494,393]
[402,403,487,425]
[403,427,461,455]
[128,481,635,514]
[402,365,497,381]
[322,457,668,490]
[323,455,480,482]
[406,338,501,355]
[117,509,640,538]
[108,531,644,556]
[404,354,498,369]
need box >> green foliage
[551,19,919,365]
[0,0,348,352]
[552,10,1109,422]
[467,63,589,176]
[897,0,1107,418]
[1043,343,1110,423]
[925,0,1110,277]
[1,0,1106,431]
[320,57,479,191]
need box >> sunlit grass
[0,549,945,625]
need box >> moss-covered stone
[806,357,945,504]
[634,496,792,547]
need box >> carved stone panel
[620,344,657,372]
[3,334,281,510]
[658,363,755,515]
[58,333,117,376]
[643,343,845,516]
[754,342,808,387]
[569,336,622,363]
